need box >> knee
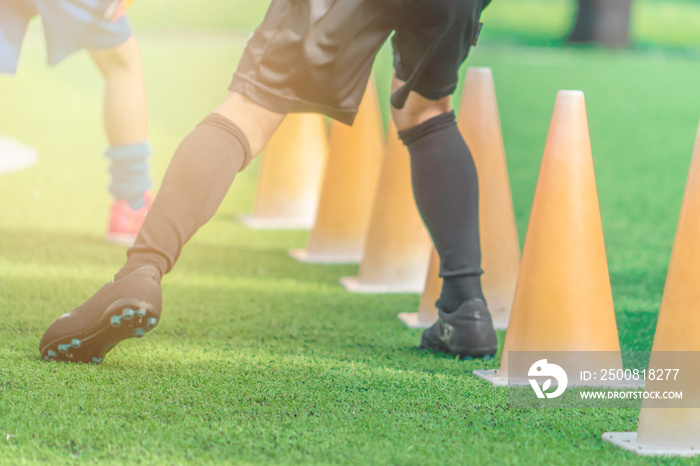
[391,92,452,131]
[91,36,142,76]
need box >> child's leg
[40,92,284,363]
[33,0,145,214]
[117,92,285,279]
[388,0,496,359]
[392,83,485,312]
[89,36,147,145]
[90,36,151,210]
[392,80,497,359]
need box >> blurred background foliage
[126,0,700,52]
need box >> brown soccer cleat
[40,265,162,364]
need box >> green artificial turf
[3,4,700,465]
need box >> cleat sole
[40,299,159,364]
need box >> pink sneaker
[106,191,155,245]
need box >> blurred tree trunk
[568,0,633,47]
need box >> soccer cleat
[106,190,155,246]
[419,298,498,359]
[40,265,162,364]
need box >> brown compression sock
[115,113,251,280]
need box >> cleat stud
[136,308,147,317]
[71,339,81,348]
[92,357,103,364]
[110,315,122,327]
[48,350,58,357]
[122,308,135,320]
[58,344,70,354]
[133,328,145,338]
[146,317,158,328]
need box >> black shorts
[229,0,489,125]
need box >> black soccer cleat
[40,265,162,364]
[420,298,498,359]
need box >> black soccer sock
[115,113,251,280]
[398,111,485,313]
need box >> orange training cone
[398,247,441,328]
[603,122,700,457]
[474,90,622,386]
[457,67,520,330]
[290,79,384,263]
[340,122,431,292]
[240,113,329,229]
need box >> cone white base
[490,304,511,331]
[473,369,508,386]
[603,433,700,457]
[339,277,424,294]
[396,312,437,329]
[473,369,646,389]
[239,215,314,230]
[289,249,361,264]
